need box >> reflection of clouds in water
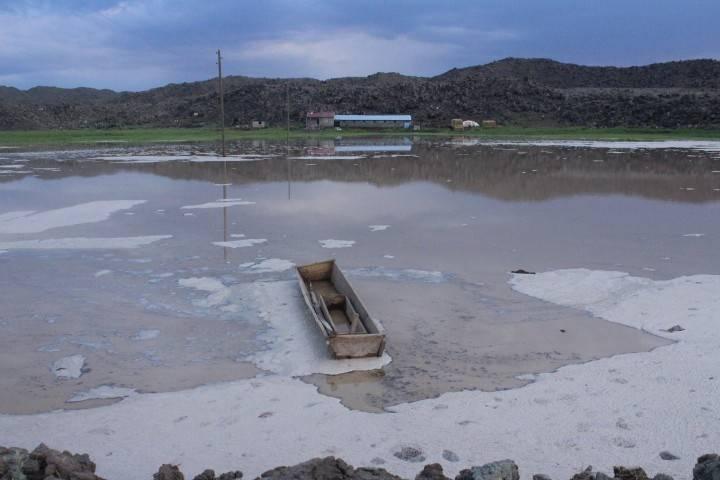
[213,238,267,248]
[319,239,355,248]
[346,267,451,284]
[181,199,255,209]
[0,200,145,234]
[0,235,172,250]
[239,258,295,274]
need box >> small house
[482,120,498,128]
[451,118,464,130]
[306,112,335,129]
[251,120,267,129]
[334,114,412,129]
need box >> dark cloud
[0,0,718,90]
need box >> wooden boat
[296,259,386,358]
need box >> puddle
[0,138,717,414]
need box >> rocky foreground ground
[1,445,718,480]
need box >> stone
[652,474,674,480]
[595,473,613,480]
[659,452,680,461]
[393,447,426,463]
[27,443,100,480]
[533,475,552,480]
[693,454,720,480]
[455,460,519,480]
[154,464,185,480]
[571,466,593,480]
[20,457,41,477]
[193,470,216,480]
[216,471,243,480]
[416,463,450,480]
[258,457,402,480]
[666,325,685,333]
[442,451,460,463]
[613,466,649,480]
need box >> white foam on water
[0,235,172,250]
[346,267,448,284]
[178,277,231,308]
[290,155,366,160]
[682,233,705,237]
[319,239,355,248]
[0,211,36,223]
[94,270,112,277]
[369,225,390,232]
[239,258,294,273]
[94,154,271,164]
[50,355,85,379]
[68,386,137,403]
[230,234,246,238]
[0,250,7,255]
[181,200,255,209]
[0,164,25,169]
[454,139,720,152]
[132,330,160,341]
[1,269,718,480]
[213,239,267,248]
[0,200,146,234]
[235,281,391,376]
[383,255,395,259]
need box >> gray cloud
[0,0,718,90]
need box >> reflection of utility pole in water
[221,183,228,263]
[216,49,226,157]
[286,81,292,200]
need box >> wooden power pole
[216,49,226,157]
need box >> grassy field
[1,126,720,146]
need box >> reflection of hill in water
[8,144,720,203]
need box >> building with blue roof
[334,114,412,129]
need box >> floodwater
[1,137,718,414]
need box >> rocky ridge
[1,58,720,130]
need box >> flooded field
[1,137,718,414]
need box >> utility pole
[216,49,226,157]
[286,81,290,143]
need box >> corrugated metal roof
[335,114,412,121]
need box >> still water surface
[0,138,718,413]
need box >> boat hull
[296,260,386,358]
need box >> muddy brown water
[0,138,718,414]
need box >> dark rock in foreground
[456,460,519,480]
[0,443,103,480]
[415,463,450,480]
[258,457,402,480]
[3,444,720,480]
[693,454,720,480]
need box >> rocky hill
[1,58,720,130]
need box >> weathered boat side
[296,259,386,358]
[295,268,333,339]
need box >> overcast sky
[1,0,719,91]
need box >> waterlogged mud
[0,138,718,414]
